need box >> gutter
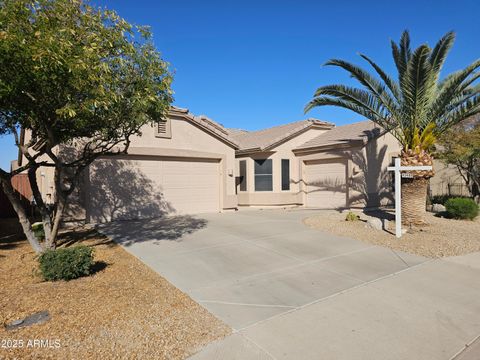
[293,125,388,154]
[292,140,365,154]
[235,147,272,156]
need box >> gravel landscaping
[304,210,480,258]
[0,220,230,359]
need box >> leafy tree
[305,31,480,225]
[437,116,480,201]
[0,0,173,252]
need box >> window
[239,160,247,192]
[281,159,290,191]
[155,118,171,138]
[254,159,272,191]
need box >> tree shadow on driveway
[96,215,208,247]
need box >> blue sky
[1,0,479,170]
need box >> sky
[1,0,479,170]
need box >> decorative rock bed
[304,210,480,258]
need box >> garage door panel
[162,174,218,187]
[305,160,347,209]
[88,157,220,222]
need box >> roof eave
[168,107,239,149]
[235,147,271,156]
[293,140,364,154]
[262,123,335,151]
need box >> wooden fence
[0,174,34,218]
[11,174,33,201]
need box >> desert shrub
[345,211,360,222]
[445,198,479,220]
[38,246,94,281]
[429,194,473,205]
[31,222,45,240]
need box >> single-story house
[15,106,404,223]
[78,106,240,223]
[231,118,401,209]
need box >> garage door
[305,159,347,208]
[87,157,220,222]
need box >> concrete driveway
[99,209,480,360]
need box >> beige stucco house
[429,160,471,198]
[83,107,240,222]
[231,119,402,209]
[17,106,239,223]
[17,106,406,223]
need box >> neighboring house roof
[229,118,334,153]
[169,106,239,148]
[295,120,383,151]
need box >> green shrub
[31,222,45,240]
[445,198,479,220]
[345,211,360,222]
[429,194,473,206]
[38,246,94,281]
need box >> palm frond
[324,59,399,118]
[391,40,404,77]
[429,59,480,121]
[399,30,412,66]
[429,31,455,73]
[391,31,411,76]
[391,31,415,103]
[436,93,480,134]
[402,45,434,130]
[306,30,480,151]
[442,85,480,114]
[313,85,388,119]
[305,96,386,127]
[418,122,437,150]
[359,53,401,101]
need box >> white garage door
[305,159,347,209]
[88,156,220,222]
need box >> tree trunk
[401,178,429,226]
[28,167,53,241]
[0,180,43,253]
[470,180,479,202]
[48,195,66,249]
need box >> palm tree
[305,31,480,225]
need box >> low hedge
[38,246,94,281]
[445,198,479,220]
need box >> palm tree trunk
[401,178,429,226]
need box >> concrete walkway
[99,210,480,360]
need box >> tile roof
[295,120,383,150]
[169,106,239,148]
[228,128,249,137]
[229,118,334,152]
[168,106,381,153]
